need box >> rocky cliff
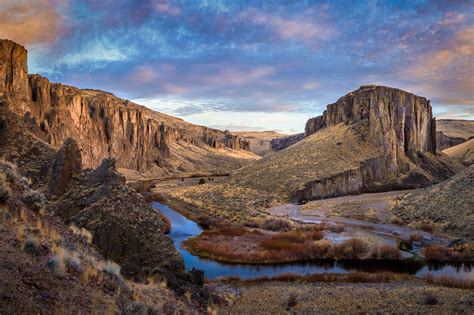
[0,39,253,175]
[305,85,437,169]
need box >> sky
[1,0,473,133]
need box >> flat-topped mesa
[305,85,437,167]
[0,39,252,173]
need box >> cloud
[403,26,474,105]
[239,8,335,45]
[0,0,65,45]
[154,0,181,16]
[59,38,136,67]
[441,12,466,26]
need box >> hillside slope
[443,139,474,166]
[392,165,474,239]
[0,39,257,178]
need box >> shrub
[423,244,449,261]
[20,189,46,212]
[286,294,297,310]
[244,219,261,228]
[335,239,369,259]
[423,293,438,305]
[0,173,10,203]
[308,240,335,258]
[417,222,434,233]
[48,254,66,277]
[23,236,40,255]
[102,260,122,279]
[82,265,99,284]
[372,245,401,259]
[328,224,345,233]
[389,216,404,225]
[69,224,93,244]
[65,252,83,273]
[261,217,291,231]
[424,243,474,262]
[0,160,20,183]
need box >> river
[152,201,473,281]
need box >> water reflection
[153,202,473,281]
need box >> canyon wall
[305,85,438,178]
[0,40,250,173]
[436,131,467,151]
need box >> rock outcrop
[305,85,437,162]
[436,131,467,151]
[49,138,82,197]
[0,111,185,279]
[0,39,252,175]
[271,133,304,152]
[435,119,474,150]
[295,85,459,201]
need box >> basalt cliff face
[305,85,437,165]
[296,85,458,201]
[0,39,252,175]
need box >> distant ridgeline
[0,39,252,175]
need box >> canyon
[1,38,472,314]
[0,40,256,178]
[168,85,462,223]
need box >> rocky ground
[0,160,198,314]
[0,112,212,312]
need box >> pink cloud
[154,0,181,16]
[196,65,275,86]
[441,12,466,26]
[240,8,335,45]
[403,26,474,105]
[129,65,159,83]
[0,0,66,45]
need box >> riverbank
[153,201,474,284]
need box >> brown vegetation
[261,217,292,231]
[423,243,474,262]
[184,221,401,264]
